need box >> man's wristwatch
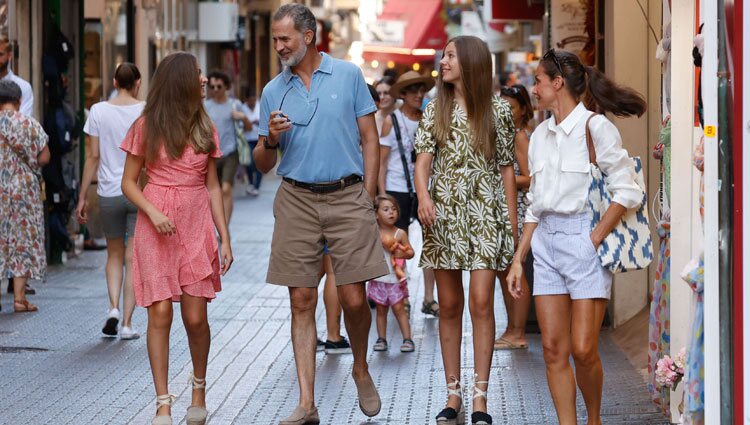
[263,138,279,150]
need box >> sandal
[493,337,528,350]
[400,338,415,353]
[373,337,388,352]
[152,394,176,425]
[436,376,464,424]
[14,299,38,313]
[470,374,492,424]
[421,300,439,317]
[186,372,208,425]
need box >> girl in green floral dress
[414,36,518,425]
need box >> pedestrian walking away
[252,4,388,424]
[506,48,647,425]
[241,88,262,197]
[414,36,518,425]
[120,52,233,425]
[367,194,416,353]
[0,80,49,313]
[76,62,144,340]
[494,84,535,351]
[379,70,440,319]
[204,70,251,226]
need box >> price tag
[704,125,717,138]
[53,193,60,203]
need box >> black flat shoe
[436,407,458,423]
[471,411,492,424]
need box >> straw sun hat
[389,70,436,98]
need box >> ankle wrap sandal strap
[188,372,207,390]
[447,375,463,397]
[472,373,489,400]
[155,394,177,408]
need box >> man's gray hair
[0,80,22,104]
[273,3,317,44]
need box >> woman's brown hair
[540,49,647,118]
[114,62,141,92]
[434,36,496,159]
[142,52,215,163]
[500,84,534,128]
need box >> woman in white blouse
[507,49,646,425]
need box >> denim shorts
[531,212,612,300]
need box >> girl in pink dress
[121,52,232,425]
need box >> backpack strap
[585,113,598,166]
[390,112,414,195]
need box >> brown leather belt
[283,174,363,194]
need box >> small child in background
[367,195,415,353]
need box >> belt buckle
[339,178,346,190]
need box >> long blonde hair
[142,52,215,163]
[434,36,496,159]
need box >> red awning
[491,0,544,21]
[363,0,447,65]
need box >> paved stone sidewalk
[0,176,668,424]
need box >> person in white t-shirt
[0,35,34,117]
[241,88,262,196]
[76,63,145,340]
[378,71,440,318]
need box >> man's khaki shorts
[266,180,389,287]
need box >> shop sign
[550,0,596,65]
[363,19,406,47]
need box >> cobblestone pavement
[0,175,668,425]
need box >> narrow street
[0,175,667,424]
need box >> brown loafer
[353,372,381,417]
[279,405,319,425]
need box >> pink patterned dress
[120,118,223,307]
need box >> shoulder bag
[585,114,654,273]
[232,99,252,166]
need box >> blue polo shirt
[258,53,377,183]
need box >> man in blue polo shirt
[253,4,388,424]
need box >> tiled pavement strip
[0,175,668,425]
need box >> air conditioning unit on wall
[198,2,239,42]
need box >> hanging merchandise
[648,115,671,415]
[679,136,705,425]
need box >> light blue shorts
[531,212,612,300]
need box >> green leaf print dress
[414,96,516,271]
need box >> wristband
[263,138,279,150]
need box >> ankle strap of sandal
[188,372,206,389]
[472,373,489,400]
[447,376,462,397]
[155,394,176,407]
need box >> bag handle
[390,112,414,196]
[585,113,598,166]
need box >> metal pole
[716,0,735,421]
[702,0,722,421]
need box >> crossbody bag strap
[585,113,598,166]
[390,112,414,195]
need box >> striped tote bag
[585,115,654,273]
